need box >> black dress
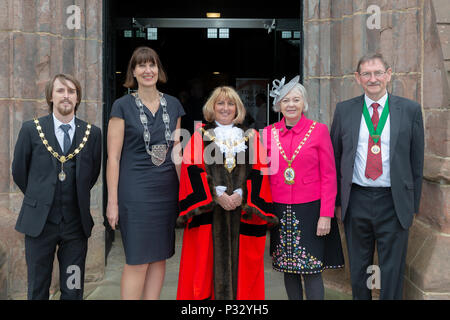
[110,93,185,265]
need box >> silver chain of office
[135,92,171,166]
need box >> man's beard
[55,101,75,116]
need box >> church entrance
[102,0,302,261]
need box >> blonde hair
[203,86,246,124]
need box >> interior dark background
[102,0,302,258]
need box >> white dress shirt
[352,92,391,187]
[214,121,243,197]
[53,113,76,152]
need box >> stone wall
[434,0,450,81]
[303,0,450,299]
[1,0,448,301]
[0,0,104,299]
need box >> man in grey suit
[12,74,102,299]
[330,53,424,299]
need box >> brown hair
[45,74,82,113]
[203,86,246,125]
[356,53,390,73]
[123,46,167,89]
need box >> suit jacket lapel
[388,94,402,163]
[42,114,58,170]
[74,117,85,180]
[351,95,364,156]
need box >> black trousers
[344,184,409,300]
[25,218,88,300]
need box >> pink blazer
[262,116,337,217]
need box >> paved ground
[78,229,351,300]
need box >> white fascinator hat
[269,75,309,112]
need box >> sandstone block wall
[433,0,450,81]
[0,0,104,299]
[1,0,448,300]
[304,0,450,299]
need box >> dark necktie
[365,103,382,180]
[60,124,71,154]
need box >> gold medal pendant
[58,157,66,182]
[284,163,295,185]
[58,170,66,182]
[225,154,236,173]
[371,144,381,154]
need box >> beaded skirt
[270,201,345,274]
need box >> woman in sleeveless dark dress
[106,47,185,299]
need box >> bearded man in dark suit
[12,74,102,300]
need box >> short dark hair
[356,53,390,73]
[124,46,167,89]
[45,74,82,113]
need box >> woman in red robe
[176,86,278,300]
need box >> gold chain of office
[34,117,91,181]
[200,127,254,148]
[200,127,254,173]
[272,121,317,184]
[34,117,91,163]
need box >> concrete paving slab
[83,228,351,300]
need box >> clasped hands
[216,193,242,211]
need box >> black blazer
[12,114,102,237]
[330,94,424,229]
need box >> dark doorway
[102,0,302,262]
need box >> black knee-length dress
[110,93,185,265]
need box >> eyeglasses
[359,71,387,80]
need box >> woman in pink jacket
[263,76,344,300]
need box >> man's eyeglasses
[359,71,387,80]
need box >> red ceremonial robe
[176,123,278,300]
